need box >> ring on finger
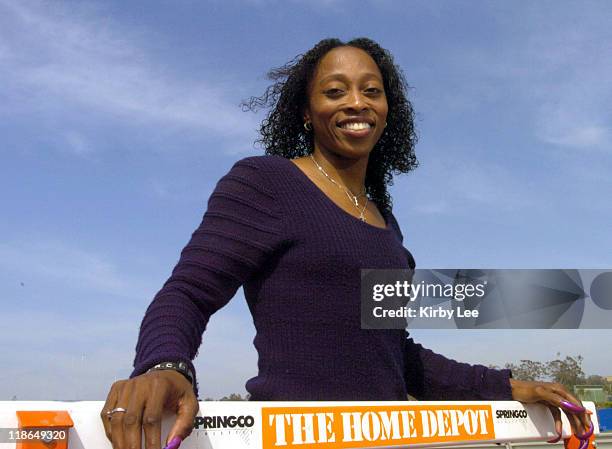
[105,407,127,419]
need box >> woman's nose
[346,89,367,111]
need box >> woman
[101,38,592,449]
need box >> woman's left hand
[510,379,593,443]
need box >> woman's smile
[336,117,376,138]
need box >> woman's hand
[510,379,593,443]
[101,370,199,449]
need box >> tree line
[492,353,611,406]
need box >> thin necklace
[309,154,369,222]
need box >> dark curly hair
[241,37,419,215]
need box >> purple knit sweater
[130,155,513,401]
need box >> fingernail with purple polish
[560,400,586,414]
[163,436,182,449]
[577,438,589,449]
[576,422,594,440]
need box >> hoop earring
[304,121,312,132]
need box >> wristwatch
[146,361,194,387]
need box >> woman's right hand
[101,370,199,449]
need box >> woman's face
[304,46,388,160]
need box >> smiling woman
[305,46,389,158]
[101,37,593,449]
[244,37,418,218]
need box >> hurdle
[0,400,599,449]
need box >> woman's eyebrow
[318,72,383,85]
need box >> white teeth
[340,122,371,130]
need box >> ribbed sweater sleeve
[129,157,285,397]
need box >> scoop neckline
[278,156,394,233]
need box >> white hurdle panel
[0,400,599,449]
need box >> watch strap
[147,361,194,386]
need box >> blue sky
[1,0,611,400]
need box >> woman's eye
[365,87,382,94]
[324,88,344,96]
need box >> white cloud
[0,0,258,154]
[424,2,612,152]
[506,4,612,151]
[536,113,610,149]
